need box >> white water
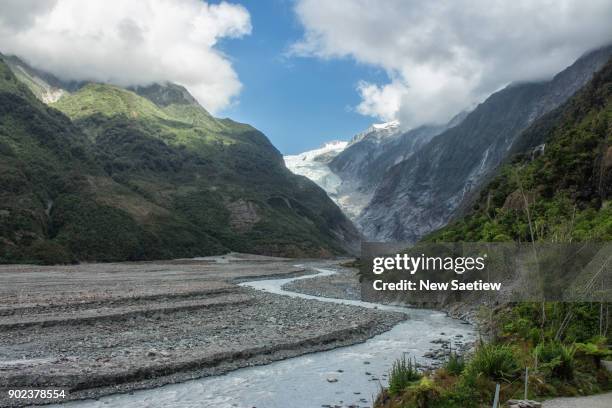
[59,268,475,408]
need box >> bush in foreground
[444,352,466,376]
[465,343,520,382]
[388,355,421,396]
[535,341,576,380]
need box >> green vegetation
[464,343,519,382]
[535,341,576,380]
[444,352,465,376]
[53,83,175,123]
[0,57,357,264]
[380,334,610,408]
[376,58,612,407]
[398,377,443,408]
[389,355,422,396]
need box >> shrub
[535,341,575,380]
[402,377,442,408]
[0,140,14,156]
[444,352,466,376]
[465,343,519,382]
[437,383,479,408]
[389,355,421,396]
[575,337,612,369]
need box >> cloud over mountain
[292,0,612,127]
[0,0,251,113]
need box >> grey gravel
[0,255,404,407]
[282,267,362,300]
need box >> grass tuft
[465,343,519,382]
[388,355,421,396]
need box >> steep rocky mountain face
[286,113,468,224]
[0,57,359,264]
[329,122,436,219]
[429,56,612,243]
[358,45,612,243]
[331,118,456,189]
[329,114,468,219]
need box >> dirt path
[543,392,612,407]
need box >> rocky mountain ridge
[357,45,612,242]
[286,112,468,223]
[283,45,612,245]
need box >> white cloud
[0,0,251,113]
[293,0,612,127]
[355,80,405,122]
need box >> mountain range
[2,43,610,265]
[287,45,612,244]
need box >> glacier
[284,141,347,196]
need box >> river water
[59,268,475,408]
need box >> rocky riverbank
[281,266,476,370]
[0,255,405,407]
[283,266,362,300]
[282,265,479,323]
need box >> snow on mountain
[286,141,347,163]
[284,141,347,196]
[283,122,402,222]
[348,120,401,145]
[284,118,457,226]
[372,120,400,130]
[284,121,403,222]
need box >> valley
[0,4,610,406]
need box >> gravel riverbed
[0,255,404,407]
[282,267,476,366]
[282,267,362,300]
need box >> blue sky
[216,0,385,155]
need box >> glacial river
[59,268,475,408]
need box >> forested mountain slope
[0,57,359,263]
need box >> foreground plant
[388,355,421,396]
